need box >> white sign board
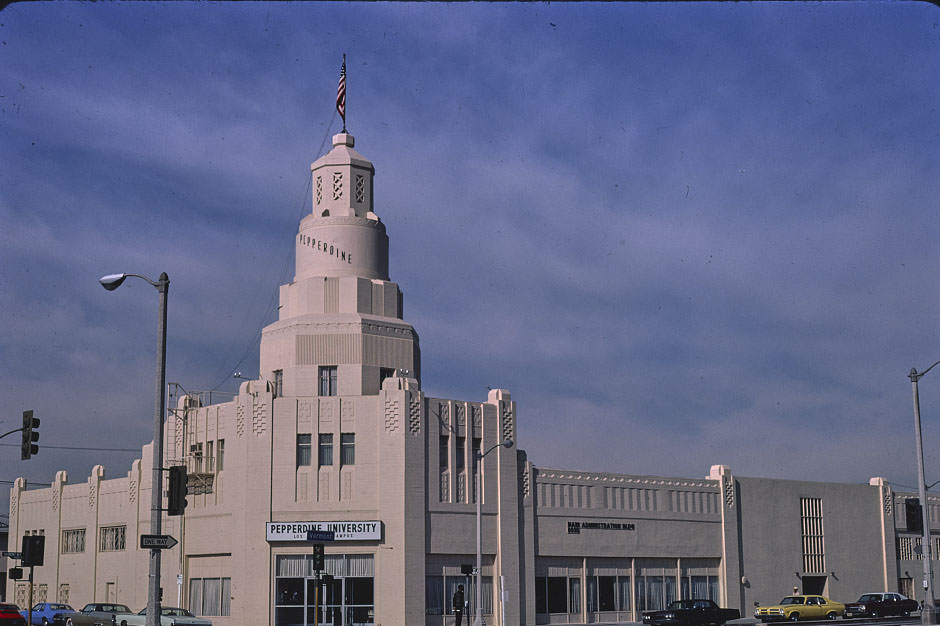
[266,520,382,542]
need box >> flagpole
[339,53,347,133]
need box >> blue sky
[1,2,939,498]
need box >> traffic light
[906,498,923,533]
[167,465,188,516]
[21,410,39,460]
[21,535,44,567]
[312,543,324,571]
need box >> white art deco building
[8,131,937,626]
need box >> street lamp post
[474,438,513,626]
[100,272,170,626]
[910,360,940,626]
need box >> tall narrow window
[319,366,337,396]
[217,439,225,471]
[206,441,214,472]
[801,497,826,573]
[273,369,283,398]
[341,433,355,465]
[191,443,204,473]
[296,434,312,467]
[319,433,334,466]
[439,436,449,471]
[455,437,466,474]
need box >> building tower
[259,131,420,396]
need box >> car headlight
[663,613,675,619]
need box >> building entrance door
[801,576,827,596]
[275,554,375,626]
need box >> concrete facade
[8,132,938,626]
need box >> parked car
[123,607,211,626]
[19,603,74,626]
[844,593,918,618]
[643,599,741,626]
[0,604,26,626]
[63,604,134,626]
[755,595,845,622]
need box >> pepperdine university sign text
[266,520,382,542]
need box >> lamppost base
[922,606,938,625]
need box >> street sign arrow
[140,534,179,550]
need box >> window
[62,529,85,554]
[190,443,203,473]
[341,433,355,465]
[189,577,231,616]
[99,526,126,552]
[217,439,225,471]
[296,434,312,467]
[206,441,214,472]
[439,435,449,471]
[273,369,283,398]
[426,575,493,616]
[535,577,583,615]
[801,497,826,573]
[319,366,337,396]
[319,434,334,466]
[455,437,466,473]
[380,367,395,386]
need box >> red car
[0,604,26,626]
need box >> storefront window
[275,554,374,626]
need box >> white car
[121,607,211,626]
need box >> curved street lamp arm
[910,360,940,383]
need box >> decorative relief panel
[89,482,97,509]
[384,398,401,432]
[332,171,343,201]
[472,405,481,428]
[236,403,246,439]
[408,397,421,435]
[10,492,17,518]
[355,174,365,204]
[724,478,736,509]
[519,453,531,500]
[440,471,450,503]
[315,175,322,205]
[129,479,138,505]
[439,402,450,428]
[884,491,893,516]
[341,401,355,423]
[501,404,514,442]
[298,399,313,429]
[319,399,335,421]
[252,398,268,436]
[52,488,60,512]
[456,404,465,428]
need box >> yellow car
[755,595,845,622]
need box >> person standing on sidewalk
[453,584,465,626]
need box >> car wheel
[66,620,74,626]
[826,612,838,620]
[42,619,49,626]
[788,613,800,622]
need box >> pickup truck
[62,603,134,626]
[121,607,211,626]
[643,599,741,626]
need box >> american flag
[336,55,346,127]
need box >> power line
[0,442,139,453]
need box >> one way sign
[140,534,178,550]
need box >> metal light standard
[100,272,169,626]
[910,360,940,626]
[474,438,513,626]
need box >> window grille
[800,497,826,573]
[99,525,126,552]
[355,174,365,203]
[62,528,85,554]
[898,535,921,560]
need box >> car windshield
[859,594,880,602]
[52,604,73,610]
[780,597,805,605]
[668,601,696,610]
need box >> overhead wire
[207,109,340,392]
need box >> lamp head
[502,439,514,450]
[99,273,127,291]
